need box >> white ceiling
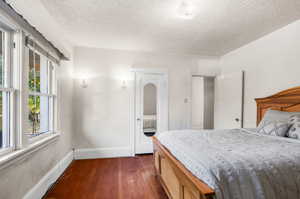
[7,0,300,56]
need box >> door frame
[130,68,169,155]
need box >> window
[27,49,56,137]
[0,28,13,152]
[0,8,61,160]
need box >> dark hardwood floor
[44,155,168,199]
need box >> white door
[191,76,204,130]
[135,72,168,154]
[214,71,244,129]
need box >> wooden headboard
[255,86,300,126]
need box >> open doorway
[191,76,215,130]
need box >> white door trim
[129,72,136,156]
[131,68,169,155]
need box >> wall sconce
[177,1,195,19]
[121,80,127,89]
[80,79,88,88]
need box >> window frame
[0,25,17,156]
[0,11,61,166]
[25,46,58,144]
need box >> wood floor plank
[44,155,168,199]
[139,155,167,199]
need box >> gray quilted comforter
[157,129,300,199]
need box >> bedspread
[157,129,300,199]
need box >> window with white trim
[26,48,56,137]
[0,27,14,152]
[0,3,62,161]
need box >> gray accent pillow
[287,114,300,139]
[260,109,292,123]
[257,120,289,137]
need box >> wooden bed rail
[153,137,215,199]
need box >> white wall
[73,47,220,152]
[192,59,221,77]
[217,19,300,128]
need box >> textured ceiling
[7,0,300,56]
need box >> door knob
[137,118,141,121]
[235,118,240,122]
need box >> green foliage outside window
[28,67,40,134]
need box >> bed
[153,86,300,199]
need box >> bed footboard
[153,137,215,199]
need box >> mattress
[157,129,300,199]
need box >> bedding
[259,109,292,124]
[258,109,300,126]
[157,129,300,199]
[287,114,300,139]
[256,120,289,137]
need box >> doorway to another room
[134,70,168,154]
[191,76,215,130]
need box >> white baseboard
[22,147,133,198]
[23,151,73,199]
[74,147,133,160]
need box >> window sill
[28,131,57,144]
[0,133,60,170]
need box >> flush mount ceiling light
[177,1,195,19]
